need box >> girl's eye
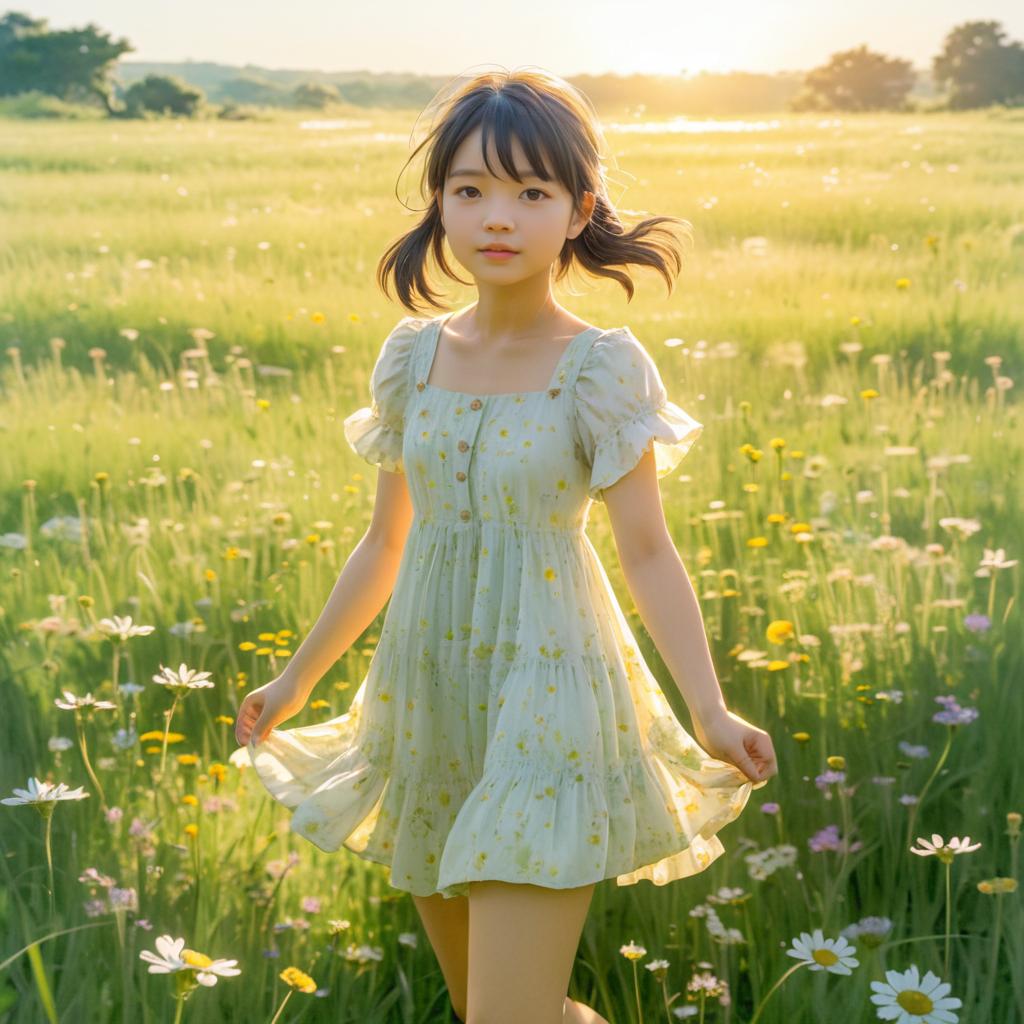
[454,186,548,201]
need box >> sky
[17,0,1024,75]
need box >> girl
[233,67,777,1024]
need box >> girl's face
[436,126,593,285]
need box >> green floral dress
[234,312,765,899]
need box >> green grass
[0,108,1021,1022]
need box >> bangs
[431,89,581,194]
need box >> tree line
[1,10,1022,118]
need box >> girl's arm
[235,468,413,745]
[602,447,778,784]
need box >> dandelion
[869,965,962,1023]
[3,777,89,917]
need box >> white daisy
[94,615,156,641]
[54,689,117,712]
[2,777,90,806]
[909,834,981,863]
[785,928,859,975]
[139,935,241,987]
[869,964,962,1022]
[151,663,214,692]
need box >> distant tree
[791,44,915,111]
[933,20,1024,109]
[0,10,133,113]
[291,81,340,109]
[123,73,204,117]
[217,75,288,106]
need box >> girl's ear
[568,190,596,240]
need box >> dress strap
[560,327,608,393]
[407,313,455,394]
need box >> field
[0,108,1022,1022]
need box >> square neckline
[420,310,611,399]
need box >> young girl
[233,67,777,1024]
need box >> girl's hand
[691,706,778,784]
[234,676,307,747]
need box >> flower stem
[905,728,954,852]
[631,961,643,1024]
[943,861,952,976]
[269,990,293,1024]
[748,963,804,1024]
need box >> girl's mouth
[480,249,519,260]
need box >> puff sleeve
[573,328,703,502]
[342,317,420,473]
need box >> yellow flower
[850,315,861,326]
[766,620,794,644]
[309,699,330,710]
[895,277,910,289]
[215,715,234,725]
[977,877,1017,895]
[310,312,326,324]
[827,756,846,770]
[208,763,227,783]
[770,437,786,450]
[177,753,199,767]
[139,730,185,743]
[746,536,768,548]
[792,731,811,743]
[184,824,199,839]
[860,388,879,400]
[767,660,789,671]
[279,966,318,993]
[181,794,199,807]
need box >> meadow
[0,107,1022,1022]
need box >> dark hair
[377,67,693,314]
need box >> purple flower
[809,825,842,852]
[899,794,919,806]
[898,741,930,759]
[761,802,781,815]
[814,770,846,792]
[963,613,990,633]
[808,824,862,854]
[931,695,979,726]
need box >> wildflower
[910,834,981,864]
[53,690,117,712]
[815,769,847,792]
[977,877,1017,895]
[761,802,781,815]
[279,966,317,993]
[869,965,961,1022]
[841,916,893,949]
[2,777,89,815]
[963,613,990,633]
[95,615,155,641]
[151,663,215,693]
[619,940,647,961]
[645,958,670,981]
[785,929,859,975]
[898,741,930,760]
[139,935,241,986]
[931,695,978,727]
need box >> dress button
[457,440,470,452]
[455,471,467,481]
[469,398,482,410]
[416,381,425,391]
[459,509,471,521]
[548,387,561,398]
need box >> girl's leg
[412,892,470,1022]
[465,880,597,1024]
